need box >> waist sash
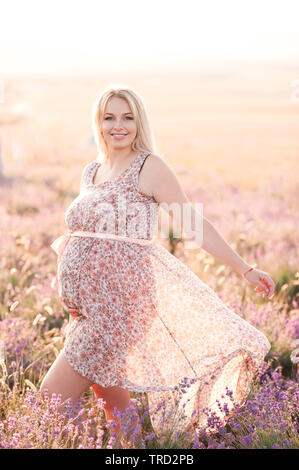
[51,230,153,258]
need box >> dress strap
[131,151,152,191]
[80,161,97,191]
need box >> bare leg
[92,383,142,444]
[40,348,142,446]
[39,348,94,438]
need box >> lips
[110,133,128,136]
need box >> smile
[111,134,128,139]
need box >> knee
[39,382,53,403]
[39,383,72,417]
[39,379,59,403]
[39,379,49,398]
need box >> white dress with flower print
[53,150,271,436]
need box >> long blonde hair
[91,84,158,162]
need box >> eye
[104,116,134,120]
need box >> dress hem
[63,344,265,395]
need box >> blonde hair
[91,84,158,162]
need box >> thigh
[92,383,131,408]
[40,348,94,406]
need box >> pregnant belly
[57,237,95,305]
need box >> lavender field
[0,66,298,449]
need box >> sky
[1,0,299,75]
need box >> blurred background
[0,0,298,189]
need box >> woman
[41,85,274,442]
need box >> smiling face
[101,96,138,154]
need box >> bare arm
[147,154,250,275]
[145,154,275,297]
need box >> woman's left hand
[243,267,275,299]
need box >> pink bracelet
[242,267,254,279]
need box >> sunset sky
[1,0,299,75]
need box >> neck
[103,148,138,169]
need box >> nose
[113,123,125,131]
[112,117,127,128]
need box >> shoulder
[142,152,175,177]
[141,153,186,204]
[143,152,182,183]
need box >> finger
[256,282,269,297]
[69,310,80,316]
[262,279,275,297]
[260,276,275,292]
[261,279,271,291]
[259,276,270,287]
[62,304,78,313]
[268,288,275,298]
[259,277,274,296]
[255,286,264,292]
[62,306,80,317]
[262,285,272,297]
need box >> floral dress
[51,150,271,436]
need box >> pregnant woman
[40,86,274,442]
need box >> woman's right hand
[61,301,81,318]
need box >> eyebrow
[104,112,133,115]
